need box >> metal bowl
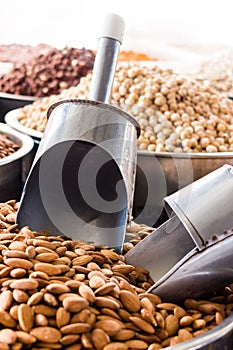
[133,150,233,226]
[0,123,34,201]
[0,92,36,122]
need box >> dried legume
[17,62,233,152]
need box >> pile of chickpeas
[17,62,233,153]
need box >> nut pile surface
[0,200,232,350]
[0,133,20,159]
[0,47,95,97]
[17,62,233,152]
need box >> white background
[0,0,233,54]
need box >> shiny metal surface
[149,234,233,302]
[17,15,138,251]
[165,164,233,249]
[0,123,34,201]
[127,165,233,302]
[134,150,233,226]
[17,100,139,251]
[89,13,125,104]
[0,92,36,122]
[125,215,196,282]
[89,38,120,103]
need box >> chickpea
[200,137,210,148]
[171,113,180,122]
[181,113,190,122]
[161,86,169,95]
[195,145,203,152]
[186,106,195,116]
[170,103,178,111]
[229,136,233,144]
[149,116,158,125]
[125,97,135,105]
[219,145,228,152]
[137,135,145,144]
[157,132,166,142]
[138,142,149,150]
[206,144,218,152]
[160,104,168,112]
[193,125,204,133]
[189,138,198,148]
[119,86,128,96]
[167,92,176,100]
[178,88,187,97]
[174,120,183,127]
[154,97,164,106]
[156,143,165,152]
[149,135,156,144]
[182,139,192,148]
[177,109,185,115]
[175,126,183,135]
[217,123,227,132]
[185,126,194,134]
[142,131,151,139]
[163,111,171,119]
[216,137,225,145]
[154,124,162,133]
[166,144,176,152]
[206,129,217,138]
[195,106,203,114]
[220,105,228,114]
[112,92,121,101]
[148,144,156,152]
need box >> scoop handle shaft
[89,14,125,103]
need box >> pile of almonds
[17,62,233,152]
[0,47,95,97]
[0,200,232,350]
[0,133,20,159]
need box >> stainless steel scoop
[126,164,233,302]
[16,14,140,252]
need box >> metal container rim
[138,150,233,159]
[0,91,37,102]
[0,123,34,166]
[47,98,141,138]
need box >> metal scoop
[126,164,233,302]
[16,14,140,252]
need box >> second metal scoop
[126,164,233,302]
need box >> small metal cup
[17,99,139,252]
[165,164,233,249]
[126,164,233,301]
